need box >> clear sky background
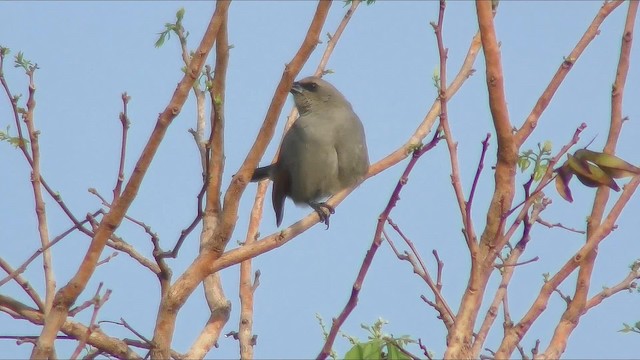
[1,1,639,359]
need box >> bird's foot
[309,202,335,229]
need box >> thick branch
[446,2,516,357]
[515,0,625,146]
[0,295,141,359]
[540,2,637,358]
[495,175,640,358]
[150,2,330,358]
[29,4,228,358]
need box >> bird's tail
[250,165,273,182]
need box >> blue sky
[1,1,639,359]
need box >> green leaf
[176,8,185,22]
[155,31,169,48]
[362,340,383,360]
[386,343,410,360]
[345,344,365,360]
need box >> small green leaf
[386,343,410,360]
[362,340,383,360]
[176,8,185,22]
[345,343,365,360]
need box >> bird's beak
[290,81,303,94]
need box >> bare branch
[515,0,626,145]
[113,93,130,200]
[30,3,229,357]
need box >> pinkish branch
[386,218,455,326]
[316,132,441,360]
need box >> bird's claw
[310,202,335,229]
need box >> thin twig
[466,134,491,243]
[0,210,101,287]
[585,261,640,311]
[386,218,455,325]
[317,133,441,360]
[534,219,585,234]
[515,0,626,146]
[30,4,228,356]
[70,284,112,359]
[540,2,637,358]
[113,93,130,200]
[0,257,45,310]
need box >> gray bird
[251,76,369,227]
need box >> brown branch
[494,124,586,259]
[534,218,585,234]
[20,62,56,322]
[418,338,434,360]
[475,129,579,357]
[432,0,478,256]
[183,14,233,360]
[82,199,161,274]
[150,1,324,358]
[30,4,228,358]
[237,196,262,360]
[113,93,130,200]
[448,2,515,357]
[0,257,45,311]
[236,4,362,354]
[0,210,101,287]
[101,318,153,347]
[384,230,453,328]
[70,284,111,359]
[515,0,625,146]
[540,2,638,358]
[386,218,455,326]
[157,179,207,259]
[0,295,141,359]
[471,241,525,356]
[317,133,441,360]
[183,273,231,359]
[197,25,483,303]
[495,175,640,358]
[585,261,640,311]
[0,50,92,239]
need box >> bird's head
[290,76,350,115]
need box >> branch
[113,93,130,200]
[0,210,100,287]
[447,1,515,356]
[515,0,626,146]
[540,2,637,358]
[0,257,45,311]
[184,14,233,360]
[385,219,455,327]
[0,49,91,240]
[70,284,111,359]
[150,2,328,358]
[21,61,56,319]
[0,295,141,359]
[30,3,228,357]
[585,261,640,311]
[202,24,483,295]
[316,133,441,360]
[495,175,640,358]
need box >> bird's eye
[301,82,318,92]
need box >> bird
[251,76,369,227]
